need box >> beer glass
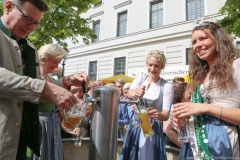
[61,80,92,133]
[74,127,86,147]
[171,104,191,142]
[177,118,191,142]
[118,126,127,142]
[61,99,85,133]
[61,99,91,133]
[136,98,154,138]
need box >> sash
[192,85,212,159]
[192,85,234,159]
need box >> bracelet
[218,106,223,119]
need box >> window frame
[88,61,98,81]
[114,57,126,75]
[186,0,204,21]
[236,41,240,49]
[117,10,128,37]
[150,0,163,29]
[92,20,100,43]
[186,48,192,65]
[236,41,240,54]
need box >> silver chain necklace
[40,73,48,80]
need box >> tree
[0,0,98,49]
[218,0,240,37]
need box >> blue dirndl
[33,112,64,160]
[120,113,166,160]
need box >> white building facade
[65,0,240,82]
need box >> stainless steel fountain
[88,86,138,160]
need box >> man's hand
[41,82,78,111]
[87,81,97,90]
[64,73,90,88]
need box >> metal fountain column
[88,86,139,160]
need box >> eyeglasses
[14,4,42,28]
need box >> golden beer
[86,107,92,116]
[137,109,154,138]
[61,115,84,133]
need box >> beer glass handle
[74,127,85,147]
[150,117,154,126]
[82,81,86,93]
[170,110,175,129]
[74,135,82,147]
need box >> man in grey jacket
[0,0,89,159]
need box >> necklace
[40,73,48,80]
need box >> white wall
[64,0,240,81]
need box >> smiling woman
[120,50,174,160]
[38,44,66,81]
[173,21,240,160]
[27,44,67,160]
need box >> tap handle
[82,81,87,93]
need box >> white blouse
[130,76,173,111]
[233,58,240,92]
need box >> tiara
[193,17,221,30]
[193,17,216,27]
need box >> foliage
[0,1,2,15]
[0,0,98,49]
[218,0,240,37]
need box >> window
[92,20,100,43]
[237,41,240,54]
[89,61,97,81]
[237,41,240,50]
[117,11,127,37]
[186,0,204,20]
[186,48,192,65]
[150,0,163,29]
[114,57,126,75]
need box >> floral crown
[147,50,166,68]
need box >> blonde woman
[25,44,66,160]
[120,51,173,160]
[28,44,89,160]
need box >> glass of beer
[177,118,191,142]
[136,98,154,138]
[172,104,191,142]
[118,126,128,142]
[61,99,91,133]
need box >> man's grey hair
[115,78,126,85]
[3,0,49,12]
